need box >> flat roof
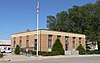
[11,29,85,38]
[11,29,84,35]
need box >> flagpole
[36,1,39,56]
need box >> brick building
[11,29,86,52]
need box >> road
[1,56,100,63]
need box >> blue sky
[0,0,96,40]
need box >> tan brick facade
[11,30,86,51]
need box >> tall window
[26,40,29,48]
[26,36,29,48]
[19,36,22,48]
[73,41,75,49]
[48,39,52,49]
[48,35,52,49]
[13,37,16,48]
[34,39,37,50]
[65,36,68,51]
[14,41,16,48]
[19,40,22,48]
[72,37,76,49]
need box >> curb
[1,55,100,62]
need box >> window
[4,47,7,50]
[48,39,52,48]
[72,41,75,49]
[34,39,37,50]
[8,48,10,50]
[72,37,76,49]
[19,40,22,48]
[14,41,16,48]
[48,35,52,49]
[79,37,82,44]
[65,36,69,50]
[26,40,29,48]
[13,37,16,48]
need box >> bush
[76,44,86,55]
[52,39,64,55]
[32,51,36,55]
[14,45,21,54]
[0,53,3,58]
[32,51,60,56]
[86,50,100,54]
[39,51,56,56]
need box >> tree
[52,39,64,55]
[47,1,100,51]
[47,11,69,32]
[76,44,86,55]
[95,0,100,50]
[14,45,21,54]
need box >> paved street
[0,56,100,63]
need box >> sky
[0,0,96,40]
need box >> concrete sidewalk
[0,54,100,62]
[0,54,41,62]
[41,54,100,59]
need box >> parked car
[0,46,12,53]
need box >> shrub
[32,51,36,55]
[39,51,55,56]
[32,51,60,56]
[14,45,21,54]
[86,50,100,54]
[52,39,64,55]
[86,50,94,54]
[0,53,3,58]
[76,44,86,55]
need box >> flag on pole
[36,1,39,56]
[36,1,39,13]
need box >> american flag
[36,1,39,13]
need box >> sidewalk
[0,54,42,62]
[41,54,100,59]
[0,53,100,62]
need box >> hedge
[32,51,60,56]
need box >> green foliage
[52,39,64,55]
[98,41,100,50]
[0,53,3,58]
[32,51,58,56]
[86,50,100,54]
[14,45,21,54]
[47,11,68,32]
[39,51,55,56]
[76,44,86,55]
[32,51,36,55]
[47,1,100,51]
